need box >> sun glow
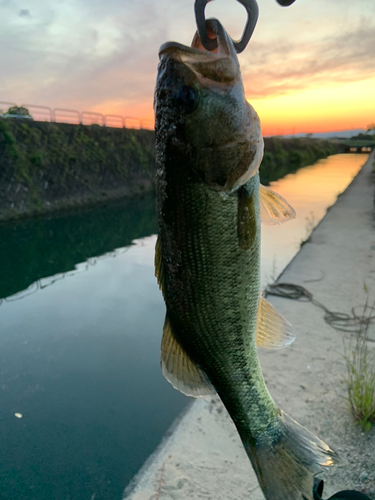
[94,75,375,135]
[248,77,375,136]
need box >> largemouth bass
[154,19,337,500]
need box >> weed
[259,137,340,185]
[300,211,316,247]
[266,255,278,286]
[343,300,375,432]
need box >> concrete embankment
[123,151,375,500]
[0,117,342,221]
[0,119,156,221]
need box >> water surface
[0,153,368,500]
[260,153,368,286]
[0,196,186,500]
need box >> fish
[154,18,338,500]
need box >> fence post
[1,100,152,129]
[21,104,53,122]
[81,111,104,126]
[53,108,81,124]
[0,101,18,114]
[104,115,125,128]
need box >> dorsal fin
[161,315,216,397]
[256,295,295,349]
[259,184,296,225]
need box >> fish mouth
[158,19,239,84]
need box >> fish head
[155,19,263,192]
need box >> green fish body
[154,19,337,500]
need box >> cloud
[0,0,170,112]
[242,18,375,98]
[1,0,374,120]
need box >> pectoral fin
[256,295,295,349]
[259,184,296,225]
[161,315,216,397]
[237,184,257,250]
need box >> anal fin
[260,184,296,225]
[256,295,295,349]
[161,315,216,398]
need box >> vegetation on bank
[259,136,342,185]
[0,118,155,220]
[344,298,375,432]
[0,118,344,220]
[367,125,375,171]
[367,123,375,140]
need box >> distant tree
[367,123,375,144]
[7,106,31,116]
[350,132,373,140]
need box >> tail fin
[244,411,339,500]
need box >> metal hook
[194,0,259,54]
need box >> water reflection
[1,248,129,306]
[0,194,157,301]
[0,195,187,500]
[1,155,368,304]
[261,153,368,286]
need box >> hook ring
[194,0,259,53]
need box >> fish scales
[154,18,337,500]
[158,159,273,428]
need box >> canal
[0,153,368,500]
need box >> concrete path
[124,151,375,500]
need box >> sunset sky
[1,0,374,135]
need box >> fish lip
[159,41,208,59]
[158,19,231,61]
[158,20,239,84]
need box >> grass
[343,300,375,432]
[0,118,156,219]
[259,137,342,186]
[265,255,278,288]
[299,211,316,247]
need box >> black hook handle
[194,0,259,53]
[276,0,296,5]
[312,479,373,500]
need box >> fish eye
[175,85,199,114]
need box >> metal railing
[54,108,81,124]
[0,101,154,130]
[81,111,104,126]
[22,104,53,121]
